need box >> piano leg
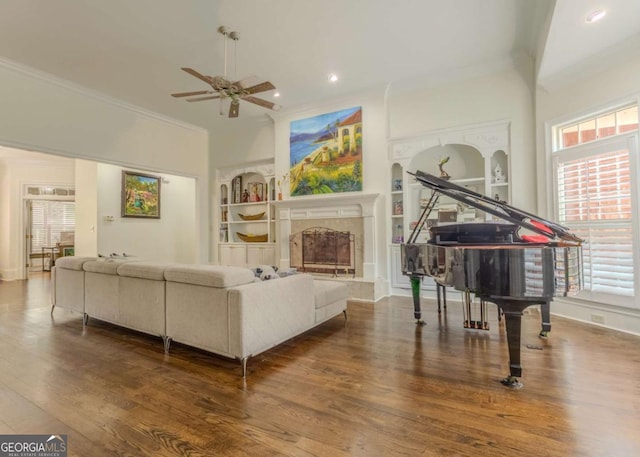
[539,302,551,339]
[495,301,526,389]
[436,284,448,313]
[501,309,524,388]
[410,275,426,326]
[443,287,447,311]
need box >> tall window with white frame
[551,104,639,307]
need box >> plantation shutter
[553,136,636,304]
[30,201,76,250]
[30,201,47,250]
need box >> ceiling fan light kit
[171,25,280,118]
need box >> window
[559,105,638,149]
[26,185,75,196]
[552,104,639,307]
[29,201,75,251]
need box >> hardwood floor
[1,274,639,456]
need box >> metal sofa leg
[240,356,249,377]
[163,336,172,353]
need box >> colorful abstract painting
[289,106,362,196]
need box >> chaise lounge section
[51,258,348,375]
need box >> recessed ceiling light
[328,73,338,83]
[273,92,280,98]
[585,9,606,23]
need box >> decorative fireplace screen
[290,227,355,276]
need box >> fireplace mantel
[273,193,380,280]
[272,193,379,218]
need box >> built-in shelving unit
[216,161,276,267]
[387,121,511,294]
[391,163,404,244]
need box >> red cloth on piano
[522,220,552,243]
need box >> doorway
[23,187,75,277]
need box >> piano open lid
[408,170,583,245]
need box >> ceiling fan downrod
[217,26,239,80]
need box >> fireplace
[272,193,379,281]
[290,227,355,276]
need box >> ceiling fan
[171,26,281,118]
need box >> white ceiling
[538,0,640,88]
[0,0,638,131]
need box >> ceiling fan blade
[229,101,240,118]
[171,90,213,98]
[242,95,281,111]
[231,75,256,88]
[243,81,276,95]
[181,67,213,85]
[186,95,222,102]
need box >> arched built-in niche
[386,120,511,294]
[409,144,484,181]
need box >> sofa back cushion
[117,262,170,280]
[164,264,256,288]
[83,259,135,275]
[54,256,97,271]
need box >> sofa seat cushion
[314,280,349,309]
[117,261,170,280]
[164,264,256,288]
[83,259,135,275]
[54,256,97,271]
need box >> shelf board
[409,176,484,188]
[227,201,270,207]
[451,177,484,184]
[227,220,270,225]
[391,214,403,218]
[219,241,274,245]
[491,182,509,187]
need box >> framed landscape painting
[121,170,161,218]
[289,106,362,196]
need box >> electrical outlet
[591,313,605,324]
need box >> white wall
[0,161,16,279]
[96,163,197,263]
[536,55,640,336]
[0,58,210,263]
[388,64,536,211]
[74,159,98,257]
[0,162,10,278]
[210,116,275,170]
[0,156,75,279]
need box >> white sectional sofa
[50,256,96,317]
[84,259,170,338]
[51,257,348,375]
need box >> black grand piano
[401,170,583,388]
